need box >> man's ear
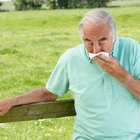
[113,34,117,43]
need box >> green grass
[109,0,140,7]
[0,7,140,140]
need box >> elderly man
[0,9,140,140]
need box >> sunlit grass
[109,0,140,7]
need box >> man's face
[82,22,115,54]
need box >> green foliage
[68,0,83,8]
[46,0,112,9]
[46,0,57,9]
[84,0,111,8]
[12,0,44,10]
[57,0,68,8]
[44,0,112,10]
[0,2,3,7]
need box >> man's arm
[94,55,140,100]
[0,88,58,116]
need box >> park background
[0,0,140,139]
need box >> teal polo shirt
[46,36,140,140]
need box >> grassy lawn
[0,6,140,140]
[109,0,140,7]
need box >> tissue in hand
[89,52,110,59]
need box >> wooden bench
[0,99,76,123]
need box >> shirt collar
[112,36,120,58]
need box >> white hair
[79,9,117,42]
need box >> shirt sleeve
[46,54,69,96]
[133,41,140,79]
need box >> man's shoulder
[118,36,139,52]
[60,44,84,59]
[118,36,140,58]
[57,44,84,64]
[119,36,139,46]
[65,44,84,55]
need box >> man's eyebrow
[83,37,92,41]
[99,37,107,41]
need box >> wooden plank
[0,99,76,123]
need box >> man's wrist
[123,72,134,87]
[6,96,19,108]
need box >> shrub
[13,0,44,10]
[0,2,3,7]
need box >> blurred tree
[85,0,111,8]
[12,0,44,10]
[68,0,83,8]
[58,0,111,9]
[12,0,112,10]
[12,0,26,10]
[0,2,3,7]
[57,0,68,9]
[26,0,44,9]
[46,0,57,9]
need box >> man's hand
[0,99,12,116]
[94,54,140,100]
[0,88,58,117]
[93,54,123,79]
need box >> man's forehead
[82,23,111,38]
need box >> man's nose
[92,43,101,53]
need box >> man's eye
[84,41,93,48]
[99,41,105,45]
[88,42,93,45]
[87,42,93,46]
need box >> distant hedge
[0,2,3,7]
[12,0,112,10]
[12,0,44,10]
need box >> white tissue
[89,52,110,59]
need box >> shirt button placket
[104,74,112,110]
